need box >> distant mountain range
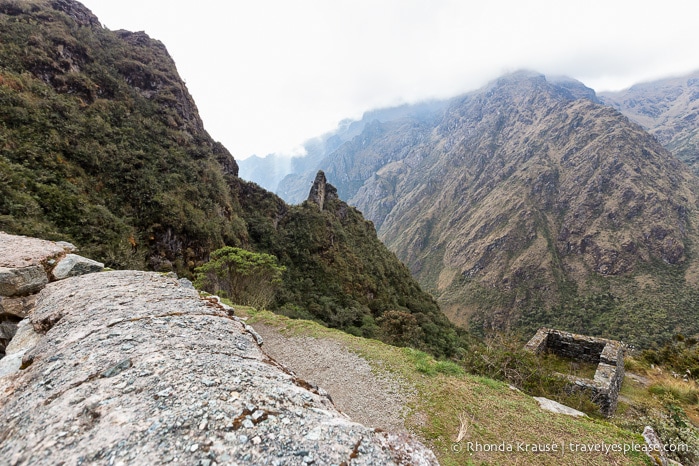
[600,70,699,174]
[238,100,450,202]
[243,70,699,347]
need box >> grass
[242,307,651,465]
[615,358,699,465]
[540,352,599,380]
[648,380,699,405]
[620,357,699,409]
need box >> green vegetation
[233,181,464,356]
[639,334,699,381]
[404,347,466,377]
[0,1,244,269]
[495,261,699,349]
[540,352,598,380]
[617,354,699,465]
[244,308,651,466]
[0,0,462,357]
[194,246,285,310]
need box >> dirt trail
[253,323,414,434]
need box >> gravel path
[253,323,414,434]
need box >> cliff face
[306,72,699,346]
[0,0,242,270]
[0,233,438,465]
[306,170,338,210]
[600,70,699,174]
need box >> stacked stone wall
[525,328,625,416]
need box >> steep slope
[238,100,449,202]
[234,172,460,356]
[0,0,459,356]
[0,0,244,269]
[600,70,699,174]
[328,72,699,347]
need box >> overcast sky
[80,0,698,160]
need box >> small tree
[194,247,285,309]
[377,310,424,348]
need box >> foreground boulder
[0,271,438,465]
[0,232,102,358]
[50,253,104,280]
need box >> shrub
[194,247,285,310]
[378,310,424,348]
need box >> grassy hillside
[244,308,656,466]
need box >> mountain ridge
[238,99,450,201]
[299,72,699,346]
[0,0,460,356]
[599,69,699,174]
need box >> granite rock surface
[0,270,438,465]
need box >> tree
[377,310,424,348]
[194,247,285,309]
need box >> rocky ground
[0,236,439,466]
[253,324,414,435]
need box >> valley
[1,1,699,464]
[246,71,699,348]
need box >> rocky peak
[547,75,600,103]
[50,0,100,27]
[467,71,599,117]
[307,170,338,210]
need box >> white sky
[80,0,699,160]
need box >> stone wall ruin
[525,328,625,416]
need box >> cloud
[81,0,699,158]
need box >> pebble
[190,444,198,453]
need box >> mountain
[238,100,449,202]
[315,71,699,347]
[599,70,699,174]
[0,0,460,356]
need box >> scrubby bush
[194,247,285,310]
